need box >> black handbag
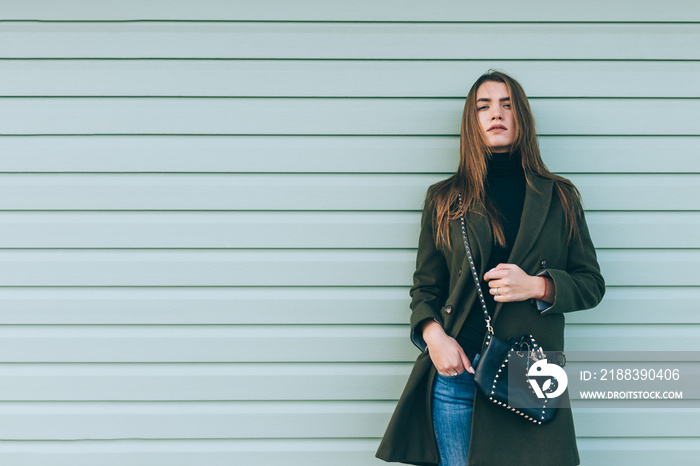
[459,211,566,425]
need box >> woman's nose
[491,107,502,119]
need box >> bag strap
[458,195,494,336]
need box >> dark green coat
[376,175,605,465]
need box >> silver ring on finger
[495,287,500,296]
[451,371,459,377]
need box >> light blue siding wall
[0,2,698,464]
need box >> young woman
[376,71,605,465]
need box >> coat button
[458,268,462,277]
[444,305,452,314]
[540,260,548,269]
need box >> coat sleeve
[409,190,450,351]
[537,209,605,315]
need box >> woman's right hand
[421,320,474,376]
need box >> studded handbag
[459,212,566,425]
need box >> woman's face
[476,81,515,153]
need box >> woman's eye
[503,104,511,109]
[477,106,487,111]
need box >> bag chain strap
[458,195,494,336]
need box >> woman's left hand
[483,263,545,302]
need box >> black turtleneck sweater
[456,151,526,360]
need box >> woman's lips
[488,125,507,132]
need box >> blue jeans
[431,356,479,466]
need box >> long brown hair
[429,70,582,252]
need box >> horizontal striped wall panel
[3,60,700,98]
[0,324,698,362]
[0,287,413,325]
[0,402,696,439]
[0,360,694,401]
[1,0,697,21]
[578,438,700,466]
[3,98,700,135]
[1,136,698,173]
[0,325,411,363]
[2,23,699,59]
[0,439,387,466]
[0,174,696,210]
[0,363,413,401]
[573,409,700,437]
[0,286,695,325]
[0,212,696,248]
[1,5,696,466]
[0,249,695,286]
[566,287,700,324]
[0,439,697,466]
[0,401,392,440]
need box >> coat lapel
[508,175,554,266]
[488,176,553,321]
[465,205,493,277]
[462,176,554,278]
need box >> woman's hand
[421,320,474,376]
[483,263,554,302]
